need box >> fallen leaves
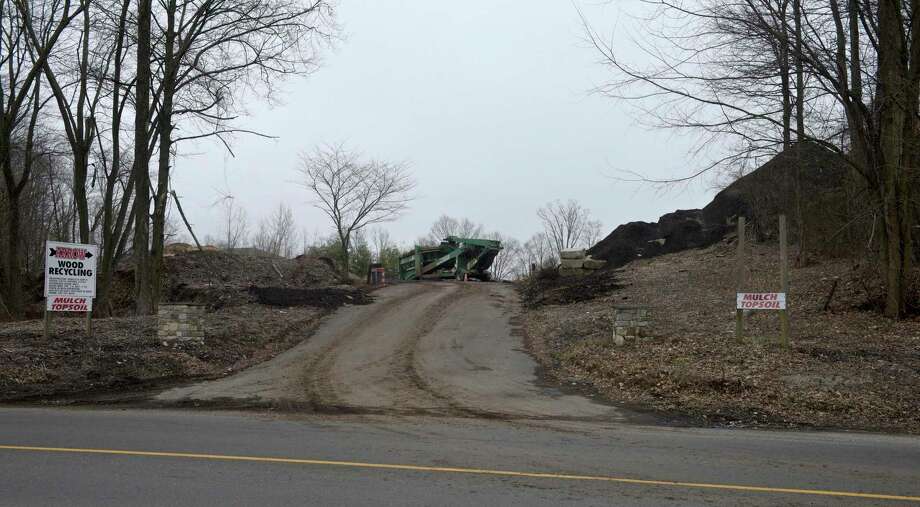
[522,242,920,434]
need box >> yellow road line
[0,444,917,502]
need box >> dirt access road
[158,282,621,420]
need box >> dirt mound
[519,268,622,307]
[107,251,349,311]
[249,286,373,308]
[588,143,851,267]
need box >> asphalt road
[1,407,918,506]
[5,282,919,505]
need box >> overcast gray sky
[172,0,714,249]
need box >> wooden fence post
[43,305,51,340]
[779,215,790,348]
[735,216,745,343]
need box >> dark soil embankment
[250,286,373,308]
[588,143,853,268]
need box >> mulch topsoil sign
[44,241,98,312]
[736,292,786,310]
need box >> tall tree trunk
[848,0,863,158]
[73,147,90,242]
[95,0,131,316]
[877,0,909,317]
[150,0,177,310]
[2,178,23,318]
[793,0,807,264]
[898,0,919,313]
[780,0,792,149]
[845,0,867,248]
[133,0,153,314]
[0,79,41,319]
[793,0,805,138]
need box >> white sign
[737,292,786,310]
[44,241,98,312]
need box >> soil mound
[588,143,850,267]
[249,286,373,308]
[107,250,352,311]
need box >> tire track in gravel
[302,282,461,412]
[157,281,623,422]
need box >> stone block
[558,267,585,277]
[560,258,585,269]
[158,303,205,343]
[582,258,607,270]
[560,249,586,260]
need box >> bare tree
[537,199,601,252]
[486,232,520,281]
[584,219,603,249]
[253,202,297,257]
[93,0,136,316]
[584,0,917,317]
[216,195,248,250]
[520,232,558,273]
[1,0,83,316]
[370,227,391,261]
[426,214,484,243]
[18,0,108,245]
[298,144,415,269]
[145,0,336,308]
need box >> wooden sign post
[779,215,790,347]
[734,217,746,342]
[734,215,791,347]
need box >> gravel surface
[157,282,623,421]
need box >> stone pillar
[612,305,650,346]
[158,303,205,342]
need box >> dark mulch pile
[519,269,622,307]
[249,286,373,308]
[587,143,854,267]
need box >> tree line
[584,0,919,317]
[0,0,335,317]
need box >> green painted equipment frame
[398,236,502,281]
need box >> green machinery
[398,236,503,281]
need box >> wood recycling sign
[43,241,98,312]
